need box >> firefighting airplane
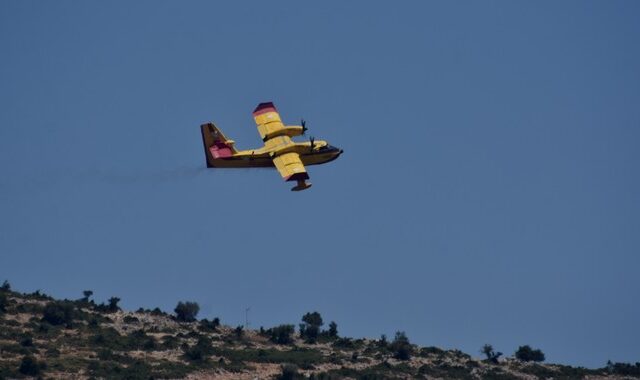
[200,102,343,191]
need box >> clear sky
[1,1,639,368]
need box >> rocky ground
[1,285,638,379]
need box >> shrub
[162,335,179,350]
[268,324,295,345]
[0,293,7,313]
[46,347,60,357]
[515,345,545,362]
[19,335,34,347]
[606,361,640,376]
[42,301,75,326]
[19,355,42,376]
[390,331,412,360]
[26,290,51,300]
[128,329,156,351]
[174,301,199,322]
[123,315,139,324]
[184,336,213,362]
[332,337,356,350]
[419,346,445,357]
[481,344,502,364]
[199,317,220,332]
[276,364,305,380]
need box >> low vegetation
[0,280,636,379]
[515,344,546,362]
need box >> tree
[300,311,323,343]
[390,331,412,360]
[234,325,244,339]
[108,297,121,312]
[328,321,338,338]
[82,290,93,302]
[302,311,323,327]
[481,344,502,364]
[174,301,200,322]
[1,280,10,292]
[0,293,7,313]
[515,345,545,362]
[268,324,295,345]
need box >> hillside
[1,282,638,380]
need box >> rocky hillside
[1,283,638,379]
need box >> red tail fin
[200,123,237,167]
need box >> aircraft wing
[272,152,310,182]
[253,102,285,141]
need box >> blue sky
[1,1,639,368]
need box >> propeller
[301,119,308,135]
[309,136,315,153]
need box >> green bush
[26,289,52,301]
[19,335,33,347]
[89,327,133,351]
[419,363,474,379]
[268,324,295,345]
[19,355,43,376]
[42,301,75,326]
[127,329,156,351]
[174,301,200,322]
[184,336,213,362]
[419,346,445,357]
[332,337,356,350]
[606,361,640,376]
[46,347,61,358]
[515,345,545,362]
[276,364,305,380]
[212,347,326,366]
[199,317,220,332]
[123,315,139,324]
[0,342,30,356]
[162,335,179,350]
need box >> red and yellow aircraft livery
[200,102,342,191]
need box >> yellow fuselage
[209,136,342,168]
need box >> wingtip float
[200,102,343,191]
